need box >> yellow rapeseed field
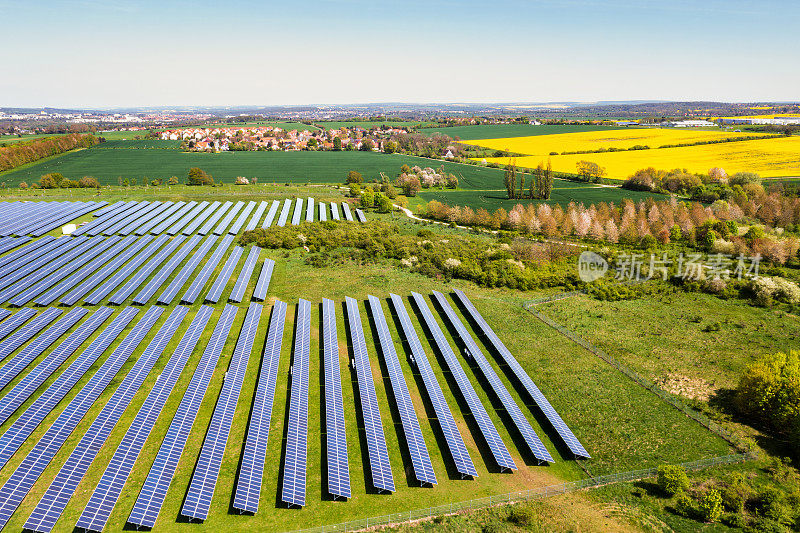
[478,136,800,179]
[466,128,765,156]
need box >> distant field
[187,121,321,131]
[467,128,766,156]
[421,124,621,140]
[482,136,800,179]
[0,133,65,145]
[316,120,432,129]
[94,139,181,149]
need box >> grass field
[467,128,767,156]
[0,188,737,532]
[482,135,800,179]
[315,121,433,130]
[420,124,622,140]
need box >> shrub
[697,489,723,523]
[78,176,99,188]
[674,491,695,518]
[507,505,536,526]
[18,181,27,189]
[360,188,375,208]
[168,175,179,185]
[754,487,792,524]
[376,194,392,213]
[658,465,690,496]
[187,167,213,186]
[38,172,63,189]
[346,170,363,184]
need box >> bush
[376,194,392,213]
[38,172,63,189]
[187,167,213,186]
[168,175,179,185]
[346,170,363,184]
[754,487,792,524]
[674,491,695,517]
[360,188,375,208]
[698,489,723,523]
[18,181,27,189]
[78,176,99,188]
[658,465,690,496]
[507,505,536,526]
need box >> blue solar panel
[322,298,351,499]
[251,258,275,302]
[432,291,553,464]
[153,200,195,235]
[281,298,311,507]
[76,305,208,533]
[213,200,244,235]
[452,289,590,459]
[319,202,327,222]
[330,202,340,221]
[228,246,260,303]
[228,200,256,234]
[182,201,220,235]
[342,203,354,221]
[0,235,56,274]
[113,235,187,304]
[389,294,477,478]
[156,235,218,305]
[0,307,38,344]
[0,307,162,531]
[24,306,185,533]
[233,300,287,514]
[276,199,292,227]
[262,200,281,228]
[84,234,171,305]
[291,198,304,226]
[127,305,237,529]
[245,201,268,232]
[305,197,314,222]
[0,307,87,393]
[355,209,367,223]
[0,236,31,256]
[0,307,124,471]
[136,201,184,235]
[0,236,89,299]
[410,291,516,471]
[182,303,262,521]
[199,201,231,235]
[205,245,243,303]
[368,295,436,485]
[180,234,234,304]
[344,296,395,492]
[0,309,9,324]
[0,307,63,362]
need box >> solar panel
[228,246,260,303]
[136,201,184,235]
[0,307,87,394]
[156,235,218,305]
[24,306,185,533]
[305,197,314,222]
[182,201,220,235]
[83,234,171,305]
[367,295,436,484]
[0,307,63,362]
[251,258,275,302]
[245,201,268,232]
[0,236,91,300]
[344,296,395,492]
[452,289,590,459]
[330,202,340,221]
[0,307,161,531]
[0,307,38,344]
[318,202,327,222]
[153,200,195,235]
[342,203,354,221]
[291,198,304,225]
[281,298,311,507]
[322,298,351,499]
[76,306,209,533]
[0,307,124,471]
[355,209,367,223]
[180,234,233,304]
[262,200,281,228]
[0,235,55,273]
[410,291,516,471]
[233,300,287,513]
[114,202,170,236]
[0,309,9,323]
[113,235,188,304]
[389,294,477,477]
[204,245,242,303]
[127,305,236,529]
[276,199,292,227]
[432,291,553,464]
[199,201,231,235]
[212,200,244,235]
[228,200,256,234]
[182,303,262,521]
[0,236,31,256]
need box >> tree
[576,161,606,182]
[346,170,363,184]
[383,141,397,154]
[78,176,99,188]
[657,465,689,496]
[187,167,213,186]
[332,137,342,151]
[518,169,526,199]
[306,137,318,149]
[168,175,179,185]
[697,489,723,523]
[38,173,63,189]
[401,175,421,197]
[359,139,374,151]
[376,194,392,213]
[18,181,27,189]
[504,160,518,199]
[360,188,375,208]
[543,159,553,199]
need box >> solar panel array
[128,305,236,529]
[389,294,477,477]
[319,202,327,221]
[245,201,268,232]
[182,303,262,521]
[77,306,210,533]
[0,307,62,361]
[341,202,354,221]
[234,300,287,513]
[25,306,186,533]
[291,198,304,226]
[277,199,292,227]
[114,235,188,304]
[0,307,162,531]
[252,258,275,301]
[305,197,314,222]
[180,234,233,304]
[432,291,553,464]
[453,289,590,459]
[345,296,395,492]
[330,202,340,220]
[228,246,260,303]
[411,291,517,471]
[229,200,256,234]
[157,235,218,304]
[355,209,367,223]
[199,201,231,235]
[205,245,243,303]
[367,295,436,485]
[262,200,280,228]
[0,307,37,343]
[322,298,351,499]
[281,298,311,507]
[213,200,244,235]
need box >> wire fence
[292,452,755,533]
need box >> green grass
[315,121,433,130]
[420,125,625,141]
[94,139,181,150]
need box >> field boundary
[290,452,754,533]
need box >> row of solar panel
[0,232,274,307]
[0,201,107,237]
[73,198,365,237]
[0,291,585,530]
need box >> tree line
[0,133,99,172]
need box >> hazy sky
[2,0,798,107]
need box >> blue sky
[1,0,798,107]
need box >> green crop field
[315,121,433,130]
[420,124,624,140]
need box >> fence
[292,452,755,533]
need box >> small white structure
[62,223,77,235]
